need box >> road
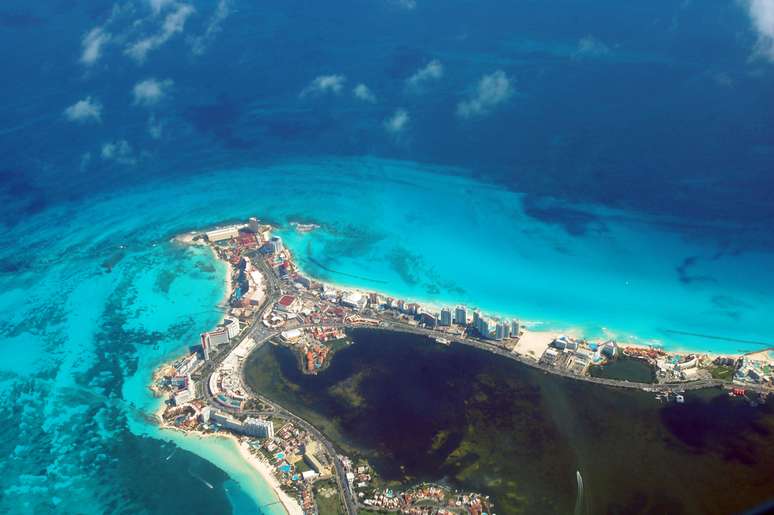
[199,243,758,515]
[239,370,358,515]
[200,251,359,515]
[370,320,727,393]
[201,331,357,515]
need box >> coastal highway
[196,241,749,515]
[194,254,281,380]
[199,330,358,515]
[238,370,359,515]
[371,320,729,393]
[199,253,359,515]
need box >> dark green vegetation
[245,330,774,514]
[589,356,656,383]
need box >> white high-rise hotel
[455,305,467,325]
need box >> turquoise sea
[3,0,774,512]
[2,157,774,512]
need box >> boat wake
[575,470,585,515]
[188,468,214,489]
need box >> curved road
[200,253,358,515]
[199,244,758,515]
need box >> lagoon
[245,328,774,514]
[3,156,774,513]
[589,356,656,384]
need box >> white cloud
[406,59,443,90]
[149,0,176,15]
[300,75,346,98]
[353,83,377,103]
[63,97,103,123]
[126,3,195,63]
[101,140,136,165]
[456,70,513,119]
[384,108,409,134]
[394,0,417,9]
[745,0,774,61]
[190,0,231,56]
[148,114,163,139]
[80,27,111,66]
[573,35,610,59]
[132,78,173,106]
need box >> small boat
[433,337,451,346]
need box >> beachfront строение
[153,218,774,514]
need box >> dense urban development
[152,217,773,515]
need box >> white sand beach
[234,436,304,515]
[156,408,304,515]
[513,330,565,360]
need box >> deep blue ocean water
[1,0,774,513]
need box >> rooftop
[278,295,296,307]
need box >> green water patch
[245,329,774,514]
[589,356,656,383]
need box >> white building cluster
[735,355,773,385]
[206,225,242,242]
[172,376,197,406]
[656,354,699,381]
[472,310,520,341]
[204,407,274,438]
[200,315,240,360]
[174,352,202,376]
[208,336,258,409]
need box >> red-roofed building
[238,230,257,246]
[275,295,298,312]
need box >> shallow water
[245,329,774,514]
[2,156,774,513]
[3,0,774,509]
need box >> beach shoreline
[174,232,233,312]
[161,233,301,515]
[233,436,304,515]
[154,399,304,515]
[151,221,771,515]
[280,228,751,360]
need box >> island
[152,217,773,515]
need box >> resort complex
[153,217,773,514]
